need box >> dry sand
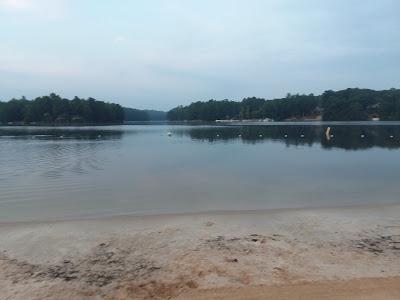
[0,204,400,299]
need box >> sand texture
[1,204,400,299]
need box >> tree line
[123,107,149,121]
[167,88,400,121]
[0,94,124,124]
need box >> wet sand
[1,204,400,299]
[177,277,400,299]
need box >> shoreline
[2,201,400,226]
[176,277,400,299]
[2,120,400,128]
[1,203,400,299]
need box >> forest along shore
[1,204,400,300]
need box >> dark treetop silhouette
[0,94,124,124]
[167,88,400,121]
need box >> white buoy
[300,134,305,138]
[325,127,332,140]
[98,135,102,138]
[167,132,172,137]
[390,135,394,138]
[259,134,263,138]
[284,134,288,138]
[216,134,220,137]
[60,135,64,138]
[238,134,242,137]
[361,134,365,138]
[326,127,331,136]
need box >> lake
[1,123,400,222]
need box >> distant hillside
[0,95,168,125]
[167,88,400,121]
[145,110,167,121]
[123,108,166,121]
[123,108,149,121]
[0,94,124,124]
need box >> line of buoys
[323,127,398,140]
[166,130,396,140]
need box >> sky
[0,0,399,110]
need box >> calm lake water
[1,123,400,222]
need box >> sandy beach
[1,204,400,300]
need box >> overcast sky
[0,0,399,110]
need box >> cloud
[0,0,32,10]
[113,36,128,43]
[0,53,81,77]
[0,0,67,18]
